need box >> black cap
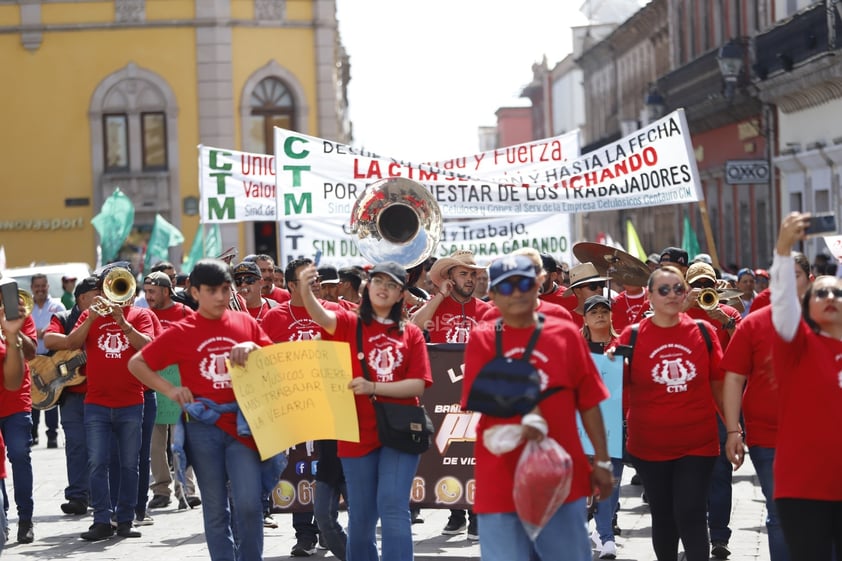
[317,266,340,284]
[659,247,688,267]
[233,261,261,278]
[144,271,173,291]
[583,294,611,314]
[74,276,100,298]
[369,262,407,288]
[539,252,559,272]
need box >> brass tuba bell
[350,178,443,268]
[18,289,34,317]
[698,288,719,310]
[91,268,136,315]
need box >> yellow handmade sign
[228,340,359,460]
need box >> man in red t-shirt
[538,252,578,313]
[232,261,276,323]
[250,254,290,304]
[129,258,273,561]
[409,249,489,538]
[462,254,612,560]
[143,272,201,513]
[62,265,156,541]
[563,262,611,328]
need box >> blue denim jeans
[136,390,157,515]
[85,403,142,525]
[60,392,89,502]
[749,446,791,561]
[341,447,420,561]
[0,411,34,521]
[314,480,348,561]
[185,421,263,561]
[478,497,591,561]
[708,417,733,544]
[594,459,624,544]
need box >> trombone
[90,268,137,315]
[698,288,719,310]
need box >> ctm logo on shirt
[651,358,697,393]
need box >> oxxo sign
[725,159,770,185]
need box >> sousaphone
[350,178,442,268]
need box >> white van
[1,263,93,300]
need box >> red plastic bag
[513,437,574,540]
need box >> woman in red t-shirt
[613,265,723,561]
[298,260,432,561]
[770,213,842,560]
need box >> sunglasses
[234,277,260,287]
[587,282,606,291]
[655,283,686,297]
[691,280,716,289]
[494,276,536,296]
[814,287,842,299]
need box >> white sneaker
[590,529,602,551]
[599,540,617,559]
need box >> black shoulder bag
[357,321,434,455]
[466,314,563,418]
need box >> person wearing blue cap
[462,254,613,561]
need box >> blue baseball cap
[488,255,536,289]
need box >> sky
[334,1,591,163]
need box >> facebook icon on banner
[311,460,319,476]
[295,461,307,475]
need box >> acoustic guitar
[29,350,87,410]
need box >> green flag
[144,214,184,273]
[625,220,648,262]
[182,223,222,273]
[91,188,135,263]
[681,213,701,261]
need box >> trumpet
[90,268,136,315]
[0,289,34,317]
[698,288,719,310]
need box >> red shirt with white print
[141,309,273,449]
[772,320,842,500]
[611,290,649,334]
[327,309,432,458]
[719,307,778,448]
[422,296,491,343]
[0,316,37,416]
[461,315,609,514]
[74,307,156,407]
[618,314,723,461]
[261,300,341,342]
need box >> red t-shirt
[618,314,723,461]
[461,316,608,514]
[141,310,273,449]
[422,296,491,343]
[0,316,37,416]
[74,307,156,407]
[611,290,649,334]
[539,284,578,313]
[267,286,291,304]
[45,314,87,395]
[772,320,842,500]
[150,303,194,331]
[478,299,573,325]
[749,288,770,313]
[719,307,778,448]
[326,310,432,458]
[261,301,342,342]
[685,304,741,350]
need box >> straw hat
[429,250,486,282]
[562,262,611,296]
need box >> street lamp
[717,39,744,102]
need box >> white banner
[198,146,279,224]
[280,214,573,269]
[271,109,701,220]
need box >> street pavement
[2,436,773,561]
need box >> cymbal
[573,242,651,287]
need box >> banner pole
[698,200,721,271]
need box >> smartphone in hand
[805,213,837,237]
[0,279,20,321]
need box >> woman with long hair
[610,265,724,561]
[770,212,842,560]
[298,260,432,561]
